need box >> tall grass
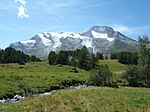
[0,87,150,112]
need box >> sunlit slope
[0,61,90,99]
[99,59,127,73]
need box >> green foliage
[69,57,77,67]
[77,46,90,70]
[48,51,56,65]
[123,65,143,87]
[118,51,138,65]
[105,55,108,59]
[137,36,150,87]
[88,66,113,86]
[48,46,98,70]
[55,51,69,65]
[138,35,149,67]
[88,54,98,69]
[30,55,40,62]
[96,52,104,60]
[124,35,150,87]
[110,53,118,59]
[0,47,40,64]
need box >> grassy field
[0,87,150,112]
[0,61,90,99]
[0,59,128,99]
[99,60,127,73]
[99,60,127,85]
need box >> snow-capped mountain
[9,26,138,59]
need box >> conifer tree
[77,46,90,70]
[48,51,56,65]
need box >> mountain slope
[9,26,138,59]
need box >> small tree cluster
[48,46,98,70]
[88,65,113,86]
[96,52,104,60]
[118,52,138,65]
[110,53,118,60]
[124,65,143,87]
[110,52,138,65]
[48,51,69,65]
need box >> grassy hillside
[99,60,127,73]
[0,87,150,112]
[99,60,127,85]
[0,61,90,99]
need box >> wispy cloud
[74,0,123,10]
[15,0,29,18]
[35,1,69,15]
[15,0,26,6]
[112,24,150,37]
[112,24,133,34]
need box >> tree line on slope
[110,52,138,65]
[48,46,104,71]
[0,47,40,64]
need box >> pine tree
[96,52,104,60]
[89,54,98,69]
[110,53,118,60]
[55,51,69,65]
[70,57,77,67]
[77,46,90,70]
[48,51,56,65]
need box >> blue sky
[0,0,150,49]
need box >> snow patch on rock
[37,34,52,46]
[91,31,114,42]
[21,40,36,46]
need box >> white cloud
[111,24,150,39]
[18,5,29,18]
[112,24,133,34]
[112,24,150,34]
[15,0,29,18]
[15,0,26,6]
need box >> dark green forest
[0,47,40,64]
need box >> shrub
[123,65,144,87]
[88,66,112,86]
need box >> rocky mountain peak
[81,26,115,38]
[90,26,114,34]
[9,25,138,59]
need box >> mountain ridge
[9,26,138,59]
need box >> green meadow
[0,61,89,99]
[1,60,150,112]
[99,60,127,73]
